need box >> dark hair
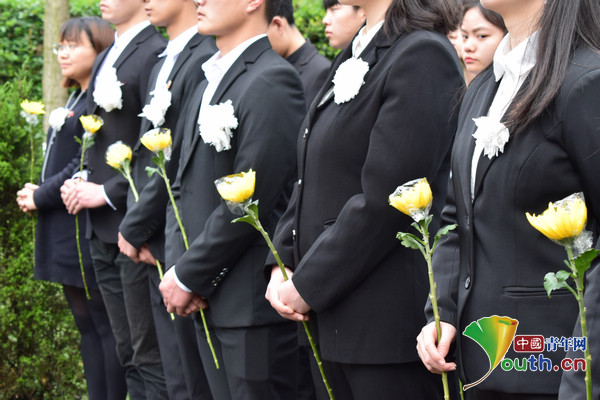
[273,0,295,25]
[322,0,359,12]
[264,0,279,22]
[504,0,600,133]
[462,2,506,34]
[384,0,462,37]
[59,17,114,88]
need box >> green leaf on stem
[573,249,599,278]
[544,270,573,298]
[433,224,457,249]
[396,232,425,251]
[145,166,159,177]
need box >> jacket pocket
[503,286,573,298]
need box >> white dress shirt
[351,20,384,58]
[470,32,539,199]
[154,26,199,90]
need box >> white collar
[352,21,384,58]
[201,34,266,84]
[158,26,198,58]
[113,20,151,51]
[493,31,539,82]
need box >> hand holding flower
[416,321,457,375]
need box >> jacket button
[464,275,471,289]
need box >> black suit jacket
[286,40,331,107]
[33,90,96,288]
[270,29,463,364]
[85,25,166,243]
[166,37,305,328]
[432,46,600,394]
[119,33,217,262]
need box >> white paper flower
[472,117,510,159]
[139,84,172,128]
[332,57,369,104]
[48,107,70,132]
[93,67,123,112]
[198,100,238,152]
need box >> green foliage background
[0,0,332,398]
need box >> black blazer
[85,25,166,243]
[119,33,217,263]
[270,29,463,364]
[33,90,97,289]
[166,37,305,328]
[432,46,600,394]
[286,39,331,107]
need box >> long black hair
[384,0,461,37]
[505,0,600,133]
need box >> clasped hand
[159,268,208,317]
[265,266,310,322]
[60,178,107,214]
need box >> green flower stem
[76,137,91,300]
[122,167,139,202]
[566,246,592,400]
[243,207,335,400]
[417,221,450,400]
[155,260,174,320]
[156,160,218,369]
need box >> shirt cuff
[101,185,117,210]
[72,169,88,181]
[173,266,192,293]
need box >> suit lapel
[87,47,110,114]
[180,80,208,172]
[461,75,500,202]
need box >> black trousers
[311,359,452,400]
[193,319,299,400]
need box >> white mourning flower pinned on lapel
[472,116,510,159]
[139,83,172,128]
[48,107,70,132]
[332,57,370,104]
[93,67,123,112]
[198,99,239,152]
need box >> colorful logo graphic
[462,315,519,390]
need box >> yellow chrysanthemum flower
[389,178,433,222]
[526,193,587,242]
[215,169,256,204]
[20,99,46,115]
[105,141,132,170]
[79,114,104,134]
[140,127,172,156]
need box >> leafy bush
[0,72,86,399]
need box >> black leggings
[63,285,126,400]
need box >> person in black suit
[264,0,463,398]
[157,0,306,398]
[60,1,167,398]
[16,17,126,400]
[267,0,330,106]
[117,0,217,398]
[416,1,600,399]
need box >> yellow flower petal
[389,178,433,221]
[526,193,587,242]
[140,127,172,153]
[215,169,256,204]
[79,114,104,134]
[105,141,132,170]
[21,99,46,115]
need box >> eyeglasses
[52,43,84,54]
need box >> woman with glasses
[16,17,126,400]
